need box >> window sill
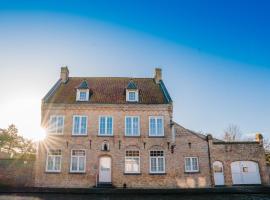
[124,135,141,138]
[148,136,165,138]
[184,171,200,174]
[71,134,88,137]
[124,173,141,175]
[45,171,61,174]
[149,173,166,175]
[97,135,114,137]
[69,172,86,174]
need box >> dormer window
[127,90,138,102]
[126,80,139,102]
[76,80,90,102]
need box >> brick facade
[34,68,269,188]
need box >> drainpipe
[207,134,214,187]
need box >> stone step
[96,182,113,188]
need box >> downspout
[207,134,214,187]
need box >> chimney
[154,68,162,84]
[60,66,69,83]
[255,133,263,146]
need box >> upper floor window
[126,90,138,102]
[76,80,90,102]
[185,157,199,172]
[149,116,164,136]
[48,115,64,135]
[72,115,87,135]
[126,80,139,102]
[149,150,165,173]
[76,89,89,101]
[70,150,86,173]
[46,149,62,172]
[99,116,113,136]
[125,150,140,173]
[125,116,140,136]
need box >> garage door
[231,161,261,185]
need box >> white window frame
[185,157,199,172]
[76,89,89,101]
[125,150,140,174]
[125,116,140,136]
[98,116,114,136]
[48,115,65,135]
[126,89,139,102]
[70,149,86,173]
[149,150,165,174]
[149,116,164,137]
[46,149,62,172]
[72,115,88,135]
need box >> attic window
[126,80,138,102]
[126,90,138,102]
[76,80,89,102]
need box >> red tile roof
[44,77,170,104]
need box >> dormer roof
[77,80,89,89]
[126,80,138,90]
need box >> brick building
[34,67,269,188]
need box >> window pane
[73,116,80,134]
[192,158,198,171]
[57,117,63,133]
[54,156,61,171]
[150,118,156,135]
[79,91,87,100]
[99,117,106,134]
[126,117,132,135]
[107,117,113,134]
[47,156,54,170]
[79,157,85,171]
[185,158,191,171]
[133,157,139,172]
[158,157,164,172]
[133,117,139,135]
[151,158,157,172]
[157,118,163,135]
[72,157,78,171]
[80,117,87,134]
[129,92,135,101]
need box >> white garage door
[231,161,261,185]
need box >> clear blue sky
[0,0,269,140]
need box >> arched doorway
[213,161,225,186]
[99,156,111,183]
[231,161,261,185]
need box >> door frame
[99,155,112,183]
[213,161,225,186]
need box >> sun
[33,127,47,142]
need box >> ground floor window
[125,150,140,173]
[46,149,61,172]
[185,157,199,172]
[149,150,165,173]
[70,150,86,173]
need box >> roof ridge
[69,77,154,79]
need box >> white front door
[213,161,225,186]
[231,161,261,185]
[99,157,111,183]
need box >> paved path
[1,193,270,200]
[1,186,270,200]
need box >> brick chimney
[154,68,162,84]
[255,133,263,146]
[60,66,69,83]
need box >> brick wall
[208,138,269,185]
[0,159,35,187]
